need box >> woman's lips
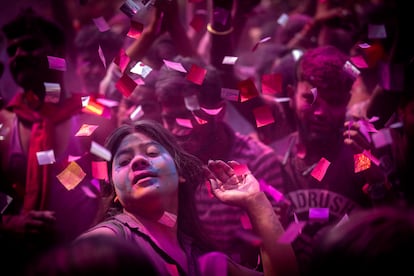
[133,172,158,187]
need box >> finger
[343,129,372,152]
[30,210,56,222]
[344,136,364,153]
[209,178,220,191]
[208,160,234,180]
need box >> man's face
[160,95,217,156]
[117,86,162,127]
[76,51,106,95]
[6,34,54,90]
[293,81,348,144]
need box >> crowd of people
[0,0,413,275]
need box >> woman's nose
[131,155,150,171]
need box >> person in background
[115,70,163,127]
[308,205,414,275]
[0,8,114,273]
[73,24,124,98]
[77,120,299,276]
[155,54,286,269]
[271,45,397,275]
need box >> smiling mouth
[135,177,156,188]
[133,172,158,187]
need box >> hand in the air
[206,160,260,208]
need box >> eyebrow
[114,141,161,158]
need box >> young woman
[78,120,298,276]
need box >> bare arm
[207,160,299,276]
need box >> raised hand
[206,160,260,207]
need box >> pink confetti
[186,64,207,85]
[310,157,331,182]
[253,105,275,128]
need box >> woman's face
[111,132,179,217]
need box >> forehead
[297,81,349,105]
[118,132,153,150]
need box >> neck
[298,132,342,163]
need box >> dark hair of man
[296,45,355,104]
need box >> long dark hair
[102,119,214,252]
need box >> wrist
[244,192,271,212]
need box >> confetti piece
[176,118,193,128]
[113,48,130,73]
[98,45,106,68]
[372,128,392,148]
[47,56,67,71]
[292,49,303,61]
[36,150,56,165]
[56,161,86,190]
[362,149,380,166]
[238,78,259,102]
[81,185,99,198]
[334,214,349,228]
[120,0,141,18]
[310,157,331,181]
[253,105,275,128]
[116,74,137,97]
[90,141,111,161]
[186,64,207,85]
[44,82,61,103]
[0,192,13,214]
[127,20,144,39]
[200,106,223,116]
[222,56,238,65]
[193,115,208,125]
[354,152,371,173]
[221,88,239,101]
[350,55,368,69]
[240,212,252,230]
[184,95,200,111]
[261,73,282,95]
[130,105,144,121]
[232,163,250,175]
[277,221,306,244]
[259,179,284,202]
[130,62,153,78]
[82,100,105,116]
[158,211,177,228]
[75,124,99,137]
[163,59,187,73]
[343,60,360,79]
[310,87,317,105]
[309,207,329,221]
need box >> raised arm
[207,160,299,276]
